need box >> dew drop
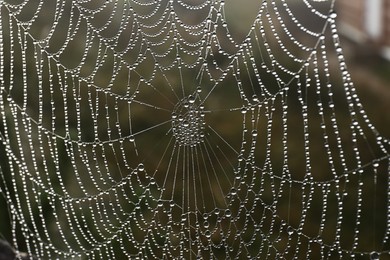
[188,95,195,103]
[370,252,379,260]
[225,209,232,218]
[203,220,209,228]
[329,11,337,19]
[252,130,258,137]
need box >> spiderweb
[0,0,389,259]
